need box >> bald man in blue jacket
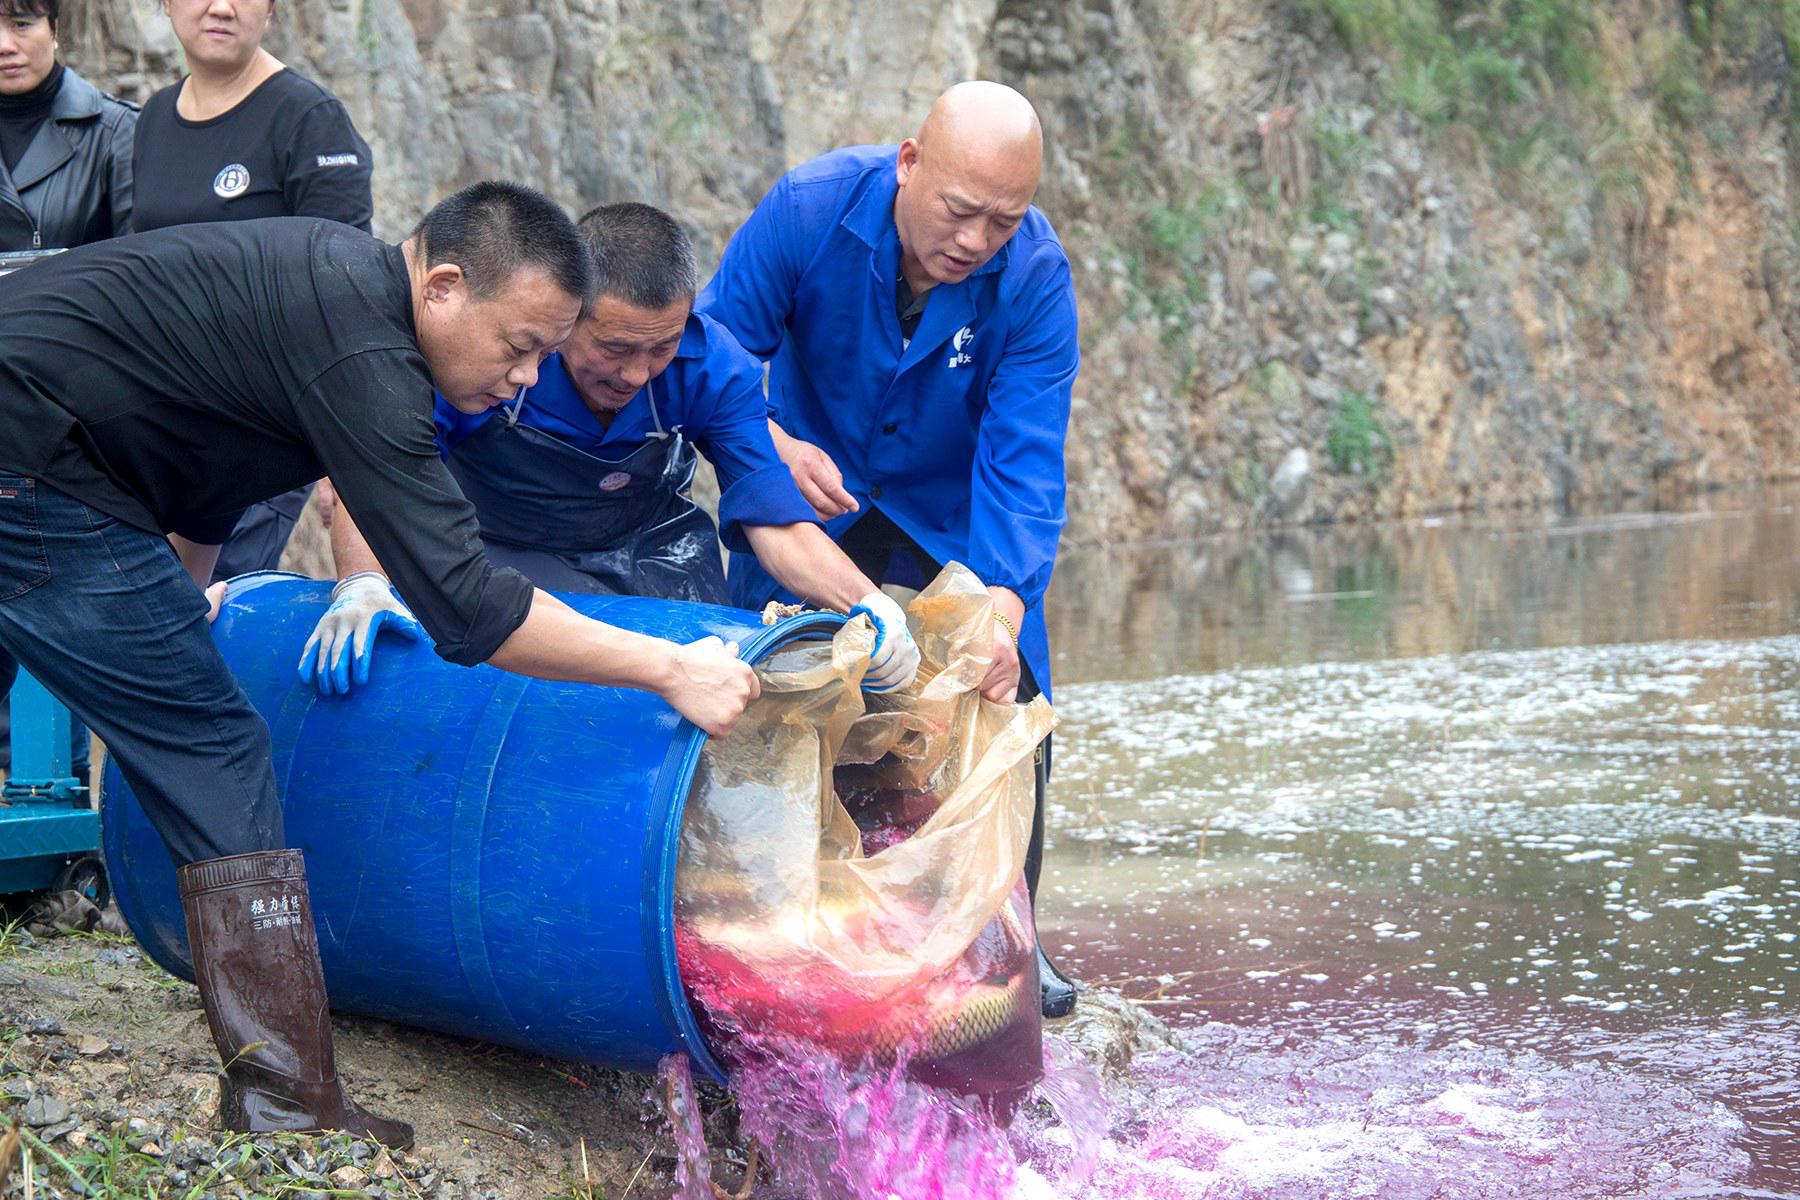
[699,81,1082,1017]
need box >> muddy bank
[0,916,1164,1199]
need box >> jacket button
[870,484,885,500]
[882,422,898,434]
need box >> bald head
[894,82,1045,292]
[918,81,1044,177]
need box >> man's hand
[297,572,428,697]
[661,636,762,736]
[849,591,920,693]
[204,581,229,624]
[769,419,858,520]
[979,585,1026,703]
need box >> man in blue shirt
[300,202,918,697]
[697,82,1082,1017]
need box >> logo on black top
[214,164,251,199]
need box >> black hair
[411,181,597,315]
[575,202,698,311]
[0,0,58,24]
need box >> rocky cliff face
[64,0,1800,545]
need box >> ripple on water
[1012,1026,1750,1200]
[1039,633,1799,1191]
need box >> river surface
[1036,486,1800,1197]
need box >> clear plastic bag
[676,565,1054,1073]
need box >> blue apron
[446,380,728,604]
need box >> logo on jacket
[213,164,251,199]
[598,471,633,492]
[948,325,974,369]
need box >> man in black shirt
[0,182,759,1148]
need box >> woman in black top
[0,0,136,251]
[134,0,374,578]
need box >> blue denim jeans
[0,473,283,865]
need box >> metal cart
[0,673,105,905]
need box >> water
[1038,486,1800,1195]
[666,489,1797,1198]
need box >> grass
[8,1126,421,1200]
[0,914,25,963]
[1302,0,1601,130]
[1121,181,1248,341]
[1326,391,1397,478]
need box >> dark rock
[23,1092,71,1126]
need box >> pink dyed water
[1012,1033,1747,1198]
[663,1015,1751,1198]
[657,1036,1100,1199]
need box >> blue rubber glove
[296,572,428,697]
[849,591,921,693]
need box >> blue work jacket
[433,312,815,551]
[698,144,1079,696]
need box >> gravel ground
[1,913,1157,1199]
[0,918,722,1200]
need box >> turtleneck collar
[0,61,65,119]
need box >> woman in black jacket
[0,0,136,251]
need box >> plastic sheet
[675,565,1054,1065]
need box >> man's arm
[294,352,758,732]
[742,522,874,612]
[169,534,230,622]
[766,419,858,521]
[738,522,914,691]
[322,480,383,577]
[168,534,221,590]
[677,324,915,690]
[489,589,758,731]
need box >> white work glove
[296,572,428,697]
[848,591,920,694]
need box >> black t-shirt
[0,218,532,666]
[895,274,929,346]
[132,70,373,234]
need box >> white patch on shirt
[315,153,361,168]
[947,324,975,368]
[213,164,251,199]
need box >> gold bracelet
[992,610,1020,649]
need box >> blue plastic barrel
[102,572,845,1083]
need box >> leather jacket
[0,68,137,252]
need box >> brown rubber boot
[177,849,413,1149]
